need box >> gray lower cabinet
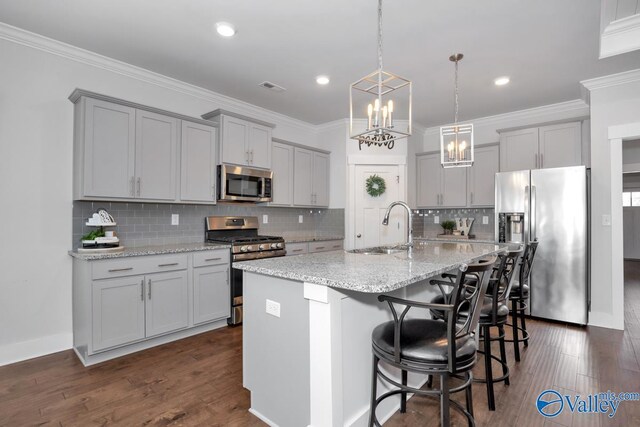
[91,275,145,352]
[193,264,230,325]
[145,270,189,337]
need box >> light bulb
[388,100,394,113]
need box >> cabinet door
[538,122,581,169]
[468,145,499,206]
[248,123,272,169]
[442,167,467,207]
[312,152,330,207]
[83,98,136,198]
[271,142,294,206]
[416,154,441,207]
[135,110,178,200]
[193,265,230,325]
[145,270,189,338]
[91,276,145,352]
[499,128,539,172]
[180,121,217,203]
[221,116,249,166]
[293,148,313,206]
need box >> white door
[180,121,217,203]
[293,147,313,206]
[312,152,330,207]
[145,270,189,338]
[468,145,499,207]
[221,115,249,166]
[441,167,467,207]
[248,123,272,169]
[538,122,581,169]
[271,142,294,206]
[193,265,230,325]
[500,128,539,172]
[416,153,441,207]
[354,165,404,249]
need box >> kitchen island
[234,240,504,427]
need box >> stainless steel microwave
[217,164,273,202]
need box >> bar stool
[430,247,522,411]
[505,240,538,362]
[369,259,496,427]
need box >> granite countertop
[415,236,497,244]
[284,235,344,243]
[234,240,507,293]
[69,242,231,261]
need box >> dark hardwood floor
[2,265,640,426]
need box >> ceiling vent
[259,81,287,93]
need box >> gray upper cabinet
[312,152,330,207]
[80,97,136,199]
[499,121,582,172]
[468,145,500,207]
[441,167,467,207]
[293,147,314,206]
[416,153,441,208]
[538,122,582,169]
[180,121,217,203]
[499,128,539,172]
[71,90,217,203]
[135,110,178,200]
[145,270,189,338]
[202,110,275,169]
[91,275,145,352]
[271,141,294,206]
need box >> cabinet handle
[130,177,135,196]
[540,153,544,168]
[140,279,144,301]
[226,268,229,284]
[108,267,133,272]
[250,149,254,163]
[212,184,216,199]
[291,249,303,252]
[158,262,179,267]
[205,257,222,261]
[535,153,538,169]
[136,177,141,196]
[246,150,249,163]
[148,278,152,299]
[470,192,474,204]
[315,246,325,250]
[357,234,362,238]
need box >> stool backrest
[519,240,539,288]
[488,246,524,323]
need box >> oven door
[218,164,273,202]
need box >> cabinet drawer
[309,241,342,253]
[193,250,230,267]
[92,254,187,280]
[286,242,308,256]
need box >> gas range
[205,216,286,261]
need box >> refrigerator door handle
[525,185,530,242]
[531,185,537,241]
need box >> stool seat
[372,318,476,365]
[430,294,510,323]
[509,281,529,298]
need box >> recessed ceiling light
[216,22,236,37]
[316,75,330,85]
[494,76,510,86]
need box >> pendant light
[349,0,412,150]
[440,53,474,168]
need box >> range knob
[259,244,269,250]
[270,243,278,249]
[276,242,284,249]
[240,246,249,253]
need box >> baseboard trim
[588,310,624,330]
[249,408,279,427]
[0,332,73,367]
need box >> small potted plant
[441,220,456,235]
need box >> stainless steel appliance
[217,164,273,202]
[205,216,285,325]
[495,166,589,325]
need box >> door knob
[357,234,362,238]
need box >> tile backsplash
[413,208,495,240]
[73,202,344,249]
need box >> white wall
[0,28,320,365]
[585,74,640,330]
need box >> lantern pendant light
[349,0,412,150]
[440,53,474,168]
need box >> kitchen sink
[346,245,409,255]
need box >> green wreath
[366,174,386,197]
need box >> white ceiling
[1,0,639,127]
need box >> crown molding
[315,118,349,132]
[0,22,316,134]
[600,14,640,58]
[423,99,589,136]
[581,68,640,91]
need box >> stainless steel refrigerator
[495,165,589,325]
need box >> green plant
[365,174,386,197]
[441,220,456,231]
[81,228,105,241]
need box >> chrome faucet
[382,201,413,250]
